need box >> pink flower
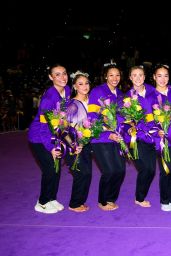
[77,131,83,139]
[59,119,64,125]
[103,98,111,106]
[132,95,138,100]
[152,104,159,110]
[123,102,131,108]
[83,118,91,128]
[60,111,66,117]
[163,105,171,111]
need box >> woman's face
[106,68,121,89]
[129,68,145,88]
[153,67,169,89]
[49,66,68,88]
[74,76,90,96]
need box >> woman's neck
[108,84,117,94]
[134,84,145,93]
[54,85,65,97]
[156,85,168,94]
[74,94,88,103]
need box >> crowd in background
[0,44,169,133]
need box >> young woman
[28,63,71,214]
[66,71,92,212]
[124,65,156,207]
[150,64,171,211]
[88,63,126,211]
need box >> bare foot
[135,200,151,207]
[81,205,90,211]
[98,202,119,211]
[69,205,89,212]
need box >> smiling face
[49,66,68,89]
[106,67,121,91]
[129,67,145,90]
[153,67,169,91]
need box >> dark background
[0,1,170,131]
[0,0,170,82]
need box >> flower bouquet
[44,99,69,173]
[69,117,103,171]
[119,95,145,159]
[98,97,133,160]
[152,101,171,170]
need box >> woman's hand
[51,148,62,159]
[109,133,121,143]
[75,145,83,154]
[158,130,165,138]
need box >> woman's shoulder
[41,86,56,98]
[144,83,155,92]
[67,99,78,112]
[90,83,106,94]
[68,98,77,105]
[65,85,71,94]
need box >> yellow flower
[153,109,161,116]
[158,115,164,123]
[51,119,60,126]
[123,97,131,103]
[102,108,110,116]
[83,129,91,137]
[136,105,142,111]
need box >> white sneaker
[35,201,58,214]
[50,200,64,211]
[161,204,171,212]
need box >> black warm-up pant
[30,143,61,205]
[158,147,171,204]
[132,141,156,202]
[92,142,126,206]
[66,143,92,208]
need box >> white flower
[70,70,89,79]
